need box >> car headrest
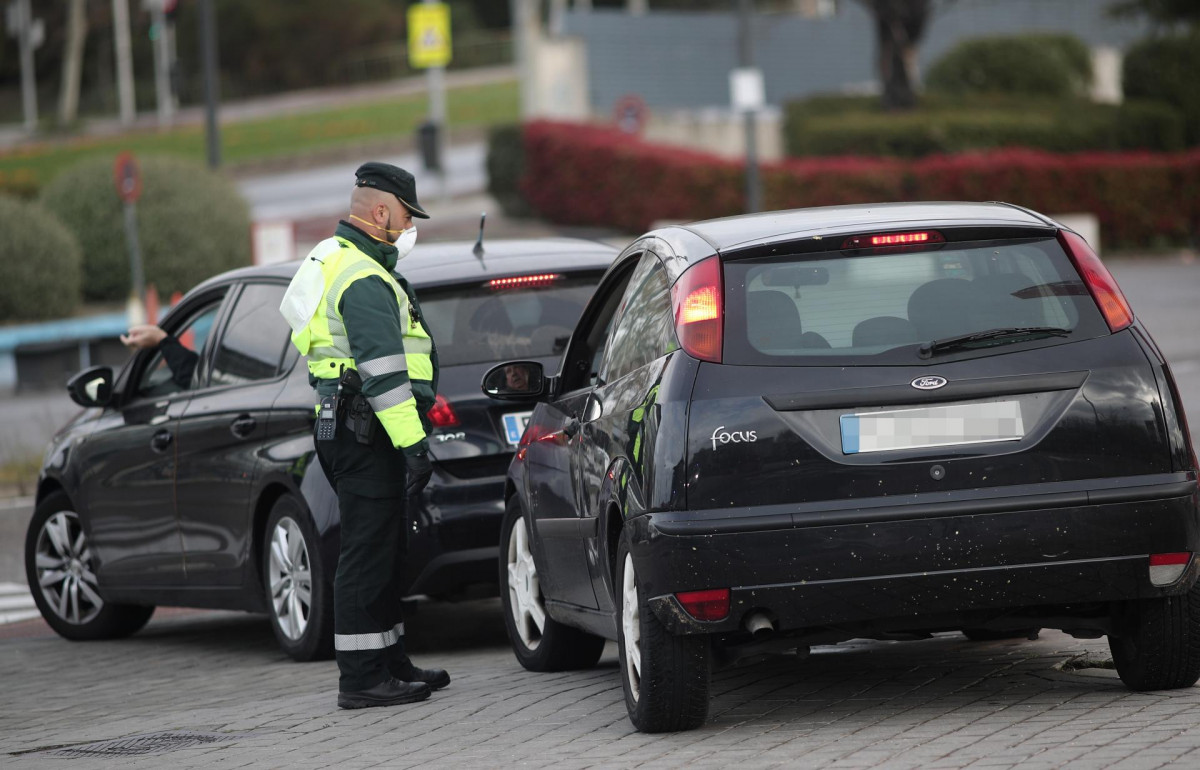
[747,290,801,350]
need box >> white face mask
[394,225,418,260]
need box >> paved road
[238,142,488,223]
[2,604,1199,768]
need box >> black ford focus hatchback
[27,238,616,661]
[482,203,1200,733]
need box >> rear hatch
[682,225,1173,510]
[419,271,603,479]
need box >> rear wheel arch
[605,501,625,592]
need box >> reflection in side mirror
[67,366,114,408]
[481,361,545,401]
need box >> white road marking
[0,582,38,624]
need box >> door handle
[150,429,173,452]
[562,417,580,439]
[230,415,257,438]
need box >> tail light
[428,394,459,428]
[671,256,723,363]
[675,588,730,621]
[1149,552,1192,586]
[1058,230,1133,332]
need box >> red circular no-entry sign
[113,151,142,203]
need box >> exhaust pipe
[745,612,775,638]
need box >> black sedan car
[483,202,1200,732]
[26,237,616,661]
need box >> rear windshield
[420,273,602,366]
[722,237,1110,365]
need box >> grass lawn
[0,79,517,194]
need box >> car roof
[190,237,619,294]
[654,201,1057,258]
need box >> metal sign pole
[737,0,762,215]
[424,0,447,201]
[124,201,145,325]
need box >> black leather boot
[392,661,451,691]
[337,678,431,709]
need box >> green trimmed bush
[0,195,82,321]
[1123,33,1200,145]
[520,121,1200,251]
[926,34,1092,98]
[39,155,251,303]
[784,97,1185,158]
[486,124,532,218]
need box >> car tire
[1109,581,1200,691]
[25,490,154,640]
[962,627,1039,642]
[616,529,710,733]
[499,496,605,672]
[262,494,334,662]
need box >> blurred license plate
[502,411,533,446]
[841,401,1024,454]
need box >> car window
[559,259,638,393]
[601,253,675,383]
[419,272,603,367]
[209,283,291,387]
[135,301,222,399]
[723,236,1110,365]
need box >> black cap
[354,162,429,219]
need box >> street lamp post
[5,0,42,134]
[736,0,763,214]
[199,0,221,168]
[112,0,136,125]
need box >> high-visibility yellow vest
[285,236,433,450]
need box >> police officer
[280,162,448,709]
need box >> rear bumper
[637,474,1200,635]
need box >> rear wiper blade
[1010,280,1091,299]
[918,326,1071,359]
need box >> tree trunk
[58,0,89,125]
[859,0,932,111]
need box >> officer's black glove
[406,451,433,499]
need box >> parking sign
[408,3,452,69]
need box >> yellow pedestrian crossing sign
[408,3,452,69]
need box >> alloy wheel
[34,510,104,626]
[621,553,642,701]
[507,515,545,649]
[267,516,312,641]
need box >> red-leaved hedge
[519,120,1200,250]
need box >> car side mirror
[67,366,114,407]
[482,361,546,401]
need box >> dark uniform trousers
[315,412,412,693]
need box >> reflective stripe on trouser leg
[335,622,404,652]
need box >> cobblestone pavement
[3,601,1199,769]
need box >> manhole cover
[29,731,237,758]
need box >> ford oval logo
[911,375,948,391]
